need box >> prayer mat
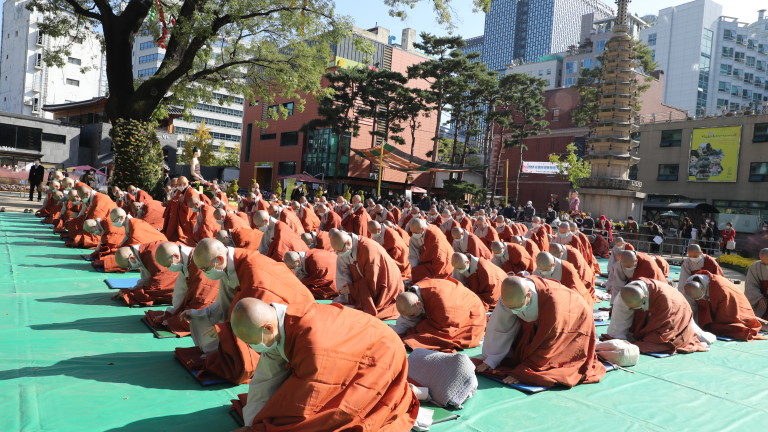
[174,347,231,386]
[104,278,140,290]
[140,317,178,339]
[645,352,674,358]
[81,254,96,262]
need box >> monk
[177,239,315,384]
[684,272,766,340]
[549,243,596,299]
[368,220,411,280]
[490,241,534,274]
[291,200,320,233]
[35,180,60,218]
[678,244,725,293]
[132,198,165,230]
[67,185,113,247]
[452,252,507,311]
[589,234,611,258]
[300,230,333,251]
[494,216,515,242]
[524,217,550,254]
[283,250,338,300]
[475,276,605,387]
[607,237,635,274]
[745,249,768,319]
[340,195,370,237]
[253,210,308,262]
[511,235,540,263]
[329,229,402,319]
[409,218,454,282]
[570,222,601,274]
[214,208,250,231]
[113,242,177,306]
[384,220,410,244]
[439,209,459,240]
[534,252,594,305]
[371,204,396,225]
[553,223,588,260]
[454,208,472,232]
[399,206,419,230]
[606,250,667,302]
[229,298,418,431]
[471,216,500,248]
[188,197,219,246]
[315,203,341,231]
[390,279,485,352]
[604,279,713,354]
[126,185,152,203]
[144,242,219,337]
[451,226,492,261]
[110,207,168,247]
[269,204,305,236]
[162,176,198,243]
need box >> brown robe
[693,271,764,341]
[266,221,309,262]
[466,257,508,311]
[299,249,338,300]
[412,224,455,283]
[116,241,177,306]
[377,227,411,280]
[500,243,534,274]
[346,237,403,319]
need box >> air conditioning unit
[23,98,33,106]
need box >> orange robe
[575,230,601,274]
[528,226,549,256]
[224,212,251,230]
[629,252,667,283]
[341,205,370,237]
[230,227,264,250]
[377,227,411,280]
[439,219,459,240]
[297,205,320,233]
[190,205,219,246]
[625,278,708,354]
[300,249,338,300]
[499,243,534,274]
[116,241,178,306]
[144,254,219,336]
[35,192,57,217]
[91,218,130,273]
[654,255,671,278]
[562,244,596,299]
[139,198,165,230]
[250,302,418,431]
[465,257,508,311]
[411,224,454,283]
[101,218,168,273]
[479,276,605,388]
[523,238,540,262]
[402,278,486,352]
[496,225,515,242]
[267,221,308,262]
[310,230,334,251]
[321,210,342,231]
[457,231,493,260]
[391,224,411,244]
[457,217,473,233]
[474,226,500,249]
[693,271,763,341]
[279,208,305,235]
[591,234,611,258]
[555,260,595,306]
[345,237,403,319]
[162,187,197,243]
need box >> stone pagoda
[578,0,646,221]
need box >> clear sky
[332,0,766,41]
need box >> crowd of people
[30,173,768,431]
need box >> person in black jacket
[27,159,45,201]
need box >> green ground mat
[2,213,767,431]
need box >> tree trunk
[109,119,165,198]
[482,122,494,188]
[430,95,443,188]
[515,141,523,205]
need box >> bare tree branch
[60,0,102,20]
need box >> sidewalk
[0,190,43,213]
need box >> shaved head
[187,196,202,210]
[510,236,524,246]
[684,280,705,300]
[368,220,382,235]
[451,252,470,270]
[192,238,227,271]
[536,252,555,271]
[491,241,506,255]
[155,242,181,268]
[300,232,314,247]
[110,207,126,223]
[620,250,638,268]
[114,247,137,270]
[687,244,703,258]
[76,185,92,199]
[451,227,464,240]
[283,251,301,270]
[549,243,565,259]
[396,291,423,317]
[82,219,100,234]
[63,177,75,188]
[214,209,227,223]
[558,222,569,234]
[231,298,279,345]
[215,229,234,247]
[409,217,426,235]
[620,282,646,309]
[351,195,362,205]
[329,228,351,253]
[177,176,189,187]
[613,237,626,247]
[569,222,578,232]
[500,276,531,309]
[253,210,270,228]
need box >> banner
[688,126,741,182]
[521,161,565,175]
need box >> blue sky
[332,0,764,42]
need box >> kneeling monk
[283,250,338,300]
[684,272,766,341]
[230,298,418,431]
[475,276,605,388]
[113,242,177,306]
[390,278,485,352]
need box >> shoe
[28,199,33,202]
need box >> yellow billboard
[688,126,741,182]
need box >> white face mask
[204,259,226,280]
[458,265,470,275]
[559,232,571,239]
[168,262,184,273]
[623,266,636,277]
[128,257,141,270]
[411,232,424,240]
[494,249,505,257]
[336,247,352,258]
[113,219,124,228]
[257,224,268,232]
[250,327,276,353]
[532,223,540,229]
[689,255,704,264]
[539,268,554,277]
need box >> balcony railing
[577,177,643,191]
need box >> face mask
[458,266,470,275]
[168,262,184,272]
[532,223,540,229]
[510,299,529,314]
[128,258,141,270]
[494,249,505,257]
[249,328,276,353]
[337,247,352,258]
[559,233,570,239]
[539,269,554,277]
[204,260,226,280]
[191,207,200,213]
[477,224,487,230]
[689,255,704,264]
[216,219,224,227]
[257,224,268,232]
[411,232,424,240]
[623,266,636,277]
[113,219,124,228]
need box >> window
[745,73,754,83]
[647,33,657,46]
[722,47,734,58]
[746,56,756,67]
[564,77,575,87]
[749,162,768,181]
[718,81,729,92]
[546,68,551,75]
[194,103,243,117]
[582,58,592,69]
[552,108,560,121]
[724,29,735,41]
[139,41,156,50]
[282,102,294,116]
[754,123,768,142]
[565,61,575,74]
[734,51,745,63]
[660,129,682,147]
[657,164,679,181]
[41,133,66,144]
[280,131,299,147]
[67,57,81,66]
[244,124,252,163]
[596,40,607,54]
[278,161,296,176]
[137,67,158,78]
[71,36,84,44]
[65,78,80,86]
[138,53,164,64]
[720,64,732,75]
[717,98,729,108]
[731,85,741,96]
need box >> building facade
[503,55,563,90]
[0,0,106,119]
[131,34,246,153]
[636,113,768,223]
[238,27,437,194]
[0,111,80,166]
[482,0,613,71]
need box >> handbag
[726,239,736,250]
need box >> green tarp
[1,213,767,431]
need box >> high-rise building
[0,0,106,119]
[131,34,246,154]
[482,0,613,71]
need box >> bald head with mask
[395,291,424,318]
[253,210,272,232]
[114,246,141,270]
[155,241,185,272]
[500,276,534,312]
[109,207,128,228]
[215,229,234,247]
[328,228,353,257]
[620,281,648,310]
[230,298,280,354]
[192,238,229,280]
[82,219,103,236]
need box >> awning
[411,186,427,193]
[643,202,719,213]
[278,173,327,184]
[352,144,476,173]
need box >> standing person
[548,194,560,213]
[699,221,714,254]
[626,216,639,241]
[720,222,737,255]
[80,169,96,188]
[569,190,580,213]
[27,159,45,202]
[582,212,595,234]
[522,201,535,222]
[596,215,612,241]
[679,217,694,254]
[190,146,205,184]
